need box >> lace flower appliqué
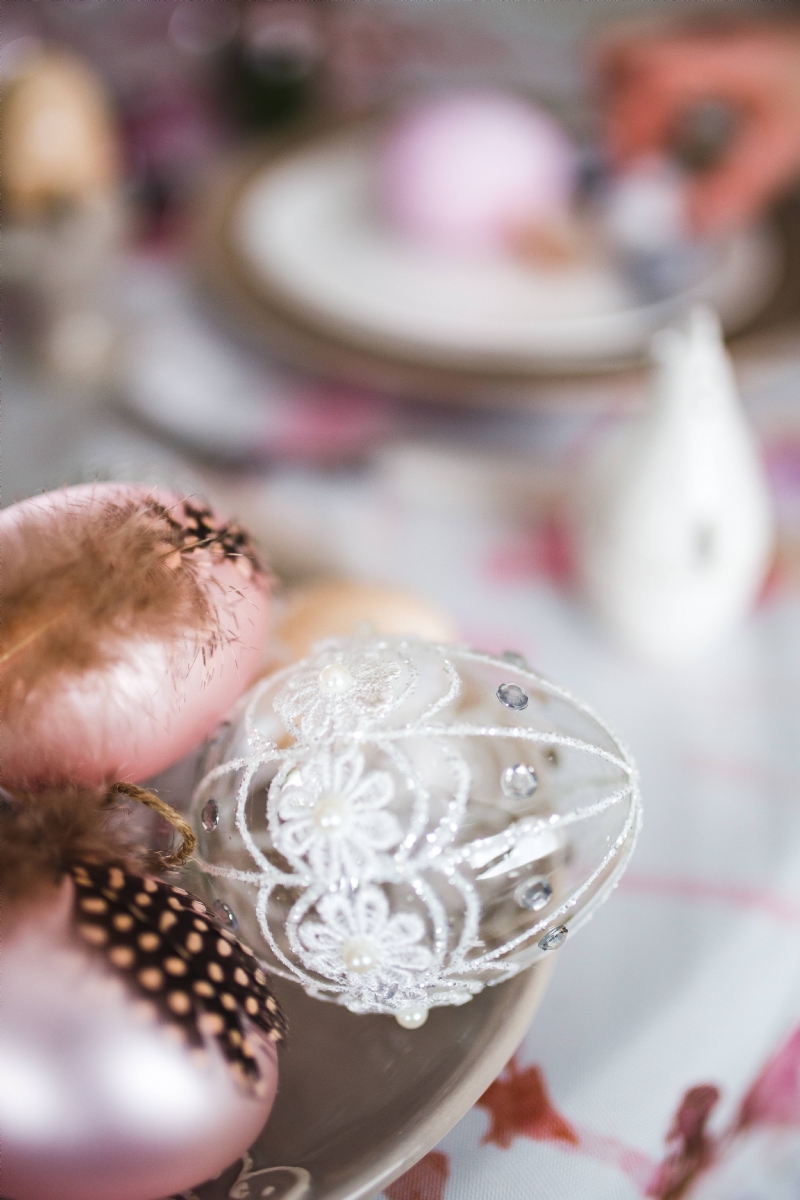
[274,644,409,739]
[273,749,401,883]
[297,886,433,1007]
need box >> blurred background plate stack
[199,119,782,390]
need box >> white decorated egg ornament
[193,636,641,1025]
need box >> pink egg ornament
[377,91,578,255]
[0,483,272,787]
[0,867,281,1200]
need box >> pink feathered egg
[0,483,272,787]
[377,91,577,254]
[0,879,279,1200]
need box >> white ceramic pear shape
[577,306,774,665]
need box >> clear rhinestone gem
[501,650,528,669]
[539,925,567,951]
[201,799,219,831]
[213,900,239,931]
[515,877,552,912]
[497,683,528,711]
[502,763,538,799]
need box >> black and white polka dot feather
[71,862,286,1090]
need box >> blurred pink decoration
[738,1027,800,1130]
[271,384,394,462]
[377,91,577,254]
[0,880,278,1200]
[119,295,395,465]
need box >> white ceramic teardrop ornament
[576,306,774,664]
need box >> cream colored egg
[277,580,456,660]
[3,52,119,217]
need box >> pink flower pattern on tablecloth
[737,1025,800,1130]
[477,1060,579,1149]
[384,1020,800,1200]
[385,1152,450,1200]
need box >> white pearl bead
[341,938,378,974]
[395,1006,429,1030]
[312,793,350,832]
[318,662,354,695]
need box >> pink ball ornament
[0,483,272,787]
[377,91,577,254]
[0,877,281,1200]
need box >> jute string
[107,781,197,868]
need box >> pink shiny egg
[0,880,279,1200]
[0,483,272,787]
[377,91,577,254]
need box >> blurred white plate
[230,128,781,375]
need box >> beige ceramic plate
[181,962,551,1200]
[141,757,553,1200]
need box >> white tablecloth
[7,258,800,1200]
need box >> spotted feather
[152,499,265,581]
[70,862,286,1090]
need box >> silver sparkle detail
[502,763,538,799]
[201,798,219,831]
[539,926,568,951]
[515,877,553,912]
[497,683,529,711]
[213,900,239,930]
